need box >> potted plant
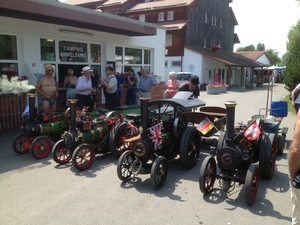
[206,83,221,94]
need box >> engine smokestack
[224,101,237,143]
[140,98,150,138]
[69,96,78,129]
[28,89,36,122]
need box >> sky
[230,0,300,57]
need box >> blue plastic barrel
[270,100,288,117]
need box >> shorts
[42,97,56,106]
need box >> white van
[176,72,192,86]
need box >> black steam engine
[12,89,68,159]
[52,97,127,171]
[199,101,276,205]
[117,95,205,189]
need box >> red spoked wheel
[199,156,217,194]
[109,122,138,157]
[52,139,72,164]
[12,133,34,154]
[31,136,51,159]
[106,111,124,132]
[245,163,259,205]
[72,144,95,171]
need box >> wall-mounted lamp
[59,29,93,37]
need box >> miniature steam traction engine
[12,89,68,159]
[117,94,206,189]
[52,97,130,171]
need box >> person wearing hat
[36,64,59,112]
[76,66,94,111]
[100,66,118,110]
[178,75,200,98]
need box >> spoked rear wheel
[12,133,34,154]
[31,136,51,159]
[199,156,216,194]
[117,150,136,182]
[151,156,168,190]
[72,144,95,171]
[245,163,259,205]
[179,127,201,169]
[52,139,72,164]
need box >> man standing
[36,64,58,112]
[288,110,300,224]
[138,67,158,100]
[100,66,118,110]
[76,66,94,111]
[178,75,200,98]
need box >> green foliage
[265,49,281,66]
[284,19,300,92]
[256,43,265,51]
[236,44,255,51]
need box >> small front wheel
[52,139,72,164]
[151,156,168,189]
[245,163,259,205]
[117,150,136,182]
[199,156,216,194]
[72,144,95,171]
[31,136,51,159]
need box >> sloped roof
[156,20,188,30]
[127,0,195,12]
[186,47,267,67]
[65,0,129,6]
[0,0,158,36]
[235,51,267,61]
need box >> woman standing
[165,71,180,98]
[63,68,77,106]
[76,66,94,111]
[124,69,137,105]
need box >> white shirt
[76,75,92,95]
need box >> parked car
[176,72,192,86]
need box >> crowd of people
[35,64,203,113]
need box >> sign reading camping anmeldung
[59,41,88,62]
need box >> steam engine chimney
[140,98,150,138]
[224,101,237,145]
[28,89,36,122]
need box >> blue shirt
[115,74,125,95]
[139,74,158,92]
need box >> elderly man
[36,64,58,112]
[138,67,158,100]
[76,66,94,111]
[100,66,118,110]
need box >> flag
[127,122,138,136]
[244,119,261,141]
[149,123,163,151]
[198,118,214,135]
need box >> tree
[265,49,281,66]
[236,44,255,52]
[256,43,265,51]
[284,19,300,91]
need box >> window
[214,16,217,26]
[167,11,174,20]
[90,44,101,63]
[204,13,208,24]
[211,15,214,25]
[220,19,223,28]
[139,14,145,22]
[0,34,17,60]
[165,60,168,67]
[171,61,181,68]
[210,39,213,47]
[59,40,88,63]
[115,46,151,74]
[166,34,172,46]
[158,12,164,21]
[203,38,206,48]
[144,49,151,64]
[41,38,55,61]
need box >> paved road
[0,83,294,225]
